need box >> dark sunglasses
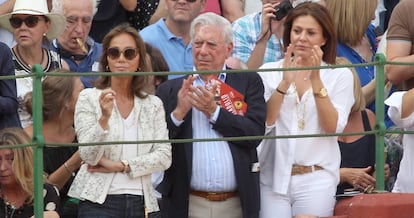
[107,47,138,60]
[9,16,45,29]
[171,0,197,2]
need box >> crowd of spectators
[0,0,412,217]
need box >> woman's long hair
[326,0,378,46]
[283,2,337,64]
[0,128,35,204]
[96,23,151,99]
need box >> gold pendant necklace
[293,83,310,130]
[298,117,305,130]
[296,102,306,130]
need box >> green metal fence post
[374,53,386,191]
[32,64,44,218]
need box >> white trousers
[260,170,337,218]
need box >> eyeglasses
[9,16,44,29]
[107,47,138,60]
[171,0,197,3]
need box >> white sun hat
[0,0,66,39]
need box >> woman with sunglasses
[68,23,171,218]
[0,0,68,128]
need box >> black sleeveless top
[337,110,376,194]
[43,138,78,205]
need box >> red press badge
[207,78,247,116]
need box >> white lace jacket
[68,88,171,213]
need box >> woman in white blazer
[68,24,171,218]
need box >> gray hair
[52,0,98,16]
[190,12,233,44]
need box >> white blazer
[68,88,171,213]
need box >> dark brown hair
[145,43,168,86]
[283,2,337,64]
[96,23,150,99]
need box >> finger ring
[107,93,113,96]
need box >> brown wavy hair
[283,2,337,64]
[95,23,150,99]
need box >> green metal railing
[374,54,386,191]
[0,53,407,217]
[32,64,45,218]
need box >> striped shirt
[171,72,237,192]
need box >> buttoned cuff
[171,112,184,127]
[209,106,221,124]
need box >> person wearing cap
[50,0,102,88]
[0,0,68,128]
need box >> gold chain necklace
[293,83,310,130]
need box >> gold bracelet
[64,162,76,177]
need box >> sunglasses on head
[9,15,45,29]
[107,47,138,60]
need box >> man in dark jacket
[0,42,20,129]
[156,12,265,218]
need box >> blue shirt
[170,72,237,192]
[50,37,102,88]
[337,24,394,127]
[140,19,193,79]
[232,12,284,65]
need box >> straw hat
[0,0,65,39]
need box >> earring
[106,65,110,71]
[43,33,47,36]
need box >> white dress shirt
[257,60,354,194]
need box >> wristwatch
[121,160,129,173]
[314,87,328,98]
